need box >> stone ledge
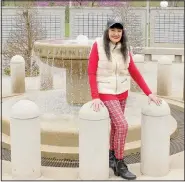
[143,47,184,56]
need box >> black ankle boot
[109,150,115,169]
[113,159,136,180]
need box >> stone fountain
[33,35,94,104]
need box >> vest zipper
[116,63,117,94]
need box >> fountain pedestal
[65,61,91,104]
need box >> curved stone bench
[2,91,178,159]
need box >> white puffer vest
[95,37,131,94]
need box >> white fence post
[10,55,25,93]
[183,80,184,101]
[144,54,152,62]
[140,99,171,176]
[157,56,172,96]
[78,101,110,180]
[10,99,41,180]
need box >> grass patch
[65,23,70,37]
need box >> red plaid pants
[103,99,128,160]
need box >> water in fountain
[29,34,150,125]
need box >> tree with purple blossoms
[35,0,125,7]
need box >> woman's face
[108,28,123,44]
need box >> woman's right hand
[90,98,104,112]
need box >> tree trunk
[24,9,32,75]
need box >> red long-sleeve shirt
[88,42,152,101]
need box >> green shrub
[3,66,40,77]
[4,67,11,76]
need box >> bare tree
[2,1,46,76]
[111,1,144,54]
[111,1,145,92]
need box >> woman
[87,19,162,180]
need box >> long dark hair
[103,25,128,62]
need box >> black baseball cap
[107,19,124,29]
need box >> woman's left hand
[148,94,162,106]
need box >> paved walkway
[2,61,184,100]
[2,151,184,180]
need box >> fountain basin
[2,90,177,159]
[33,39,93,62]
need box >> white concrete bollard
[10,99,41,180]
[78,101,110,180]
[10,55,25,93]
[140,99,171,177]
[130,54,145,92]
[157,56,172,96]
